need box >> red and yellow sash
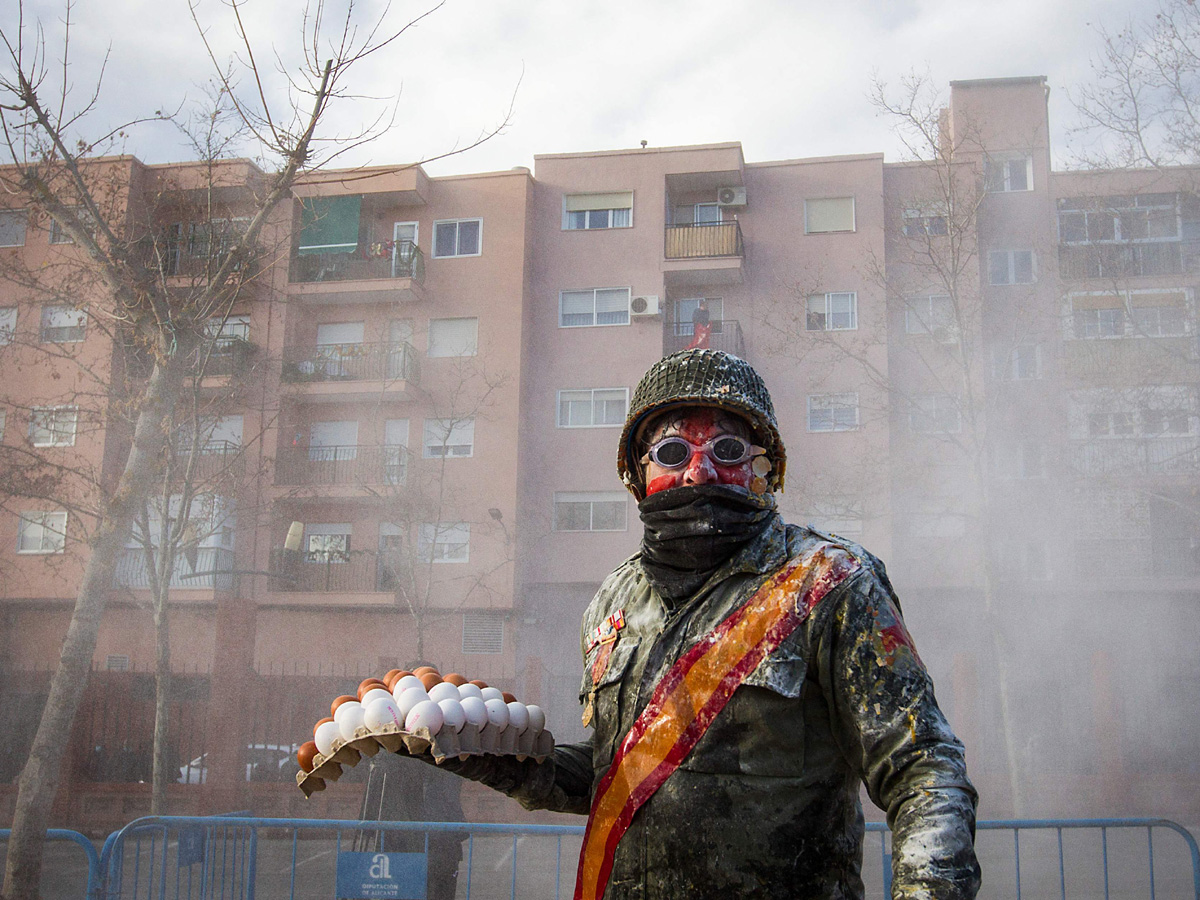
[574,543,860,900]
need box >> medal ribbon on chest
[581,610,625,728]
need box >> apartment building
[1,75,1197,829]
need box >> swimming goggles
[644,434,759,469]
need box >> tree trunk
[151,583,172,816]
[1,361,181,900]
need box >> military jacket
[462,517,981,899]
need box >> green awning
[297,195,361,255]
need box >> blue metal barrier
[0,827,103,899]
[4,814,1191,899]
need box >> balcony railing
[191,339,257,378]
[113,547,234,590]
[1070,437,1200,476]
[170,441,245,482]
[664,222,744,260]
[275,445,409,486]
[271,548,399,593]
[289,241,425,284]
[1058,241,1200,279]
[280,341,420,385]
[663,319,746,357]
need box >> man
[685,298,712,350]
[445,350,980,899]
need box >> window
[423,418,474,458]
[305,524,351,563]
[1057,194,1179,244]
[0,410,6,441]
[1068,291,1190,339]
[673,203,722,225]
[0,307,15,345]
[1132,305,1187,337]
[309,420,358,461]
[105,655,131,672]
[992,344,1042,380]
[993,442,1046,478]
[29,407,78,447]
[564,192,633,230]
[804,197,855,234]
[909,394,961,434]
[40,305,87,343]
[557,388,628,428]
[1073,306,1124,338]
[559,287,630,327]
[984,155,1033,192]
[0,210,27,247]
[419,522,470,563]
[17,511,67,554]
[807,393,859,432]
[428,318,479,357]
[205,315,251,347]
[462,611,504,653]
[1087,411,1135,437]
[806,292,857,331]
[553,492,628,532]
[432,219,482,258]
[49,208,98,245]
[384,419,409,485]
[904,295,955,340]
[988,250,1035,285]
[902,204,948,237]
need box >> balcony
[1070,437,1200,477]
[113,547,234,591]
[1058,241,1200,280]
[663,222,744,288]
[288,242,425,304]
[662,319,746,358]
[270,549,399,594]
[280,341,420,402]
[275,445,409,488]
[170,441,245,484]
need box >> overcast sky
[3,0,1157,177]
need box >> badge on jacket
[582,610,625,728]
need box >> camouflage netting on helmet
[618,349,786,498]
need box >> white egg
[337,703,366,741]
[396,686,430,718]
[405,699,444,735]
[526,705,546,734]
[392,675,424,698]
[457,682,483,701]
[437,698,467,733]
[479,686,505,703]
[363,696,403,731]
[361,688,394,706]
[506,702,529,734]
[314,720,342,756]
[460,696,488,728]
[333,699,362,725]
[483,697,510,730]
[427,682,461,704]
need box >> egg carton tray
[296,721,554,797]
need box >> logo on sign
[336,850,427,900]
[369,854,392,880]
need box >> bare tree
[0,0,512,894]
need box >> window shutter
[297,196,361,255]
[462,611,505,654]
[428,318,479,357]
[565,192,633,212]
[805,198,856,233]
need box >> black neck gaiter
[639,484,779,605]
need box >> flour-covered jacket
[458,513,981,899]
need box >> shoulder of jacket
[790,524,904,613]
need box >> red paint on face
[643,409,755,495]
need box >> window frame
[0,210,28,248]
[987,249,1036,285]
[563,192,634,231]
[806,393,860,433]
[904,295,956,341]
[427,317,480,357]
[909,393,963,434]
[805,291,858,331]
[556,387,629,429]
[29,406,79,447]
[991,344,1042,381]
[431,218,482,258]
[984,154,1034,193]
[804,197,856,234]
[558,287,631,328]
[422,418,475,459]
[17,510,67,554]
[419,522,470,563]
[553,491,629,532]
[0,307,16,345]
[40,305,87,343]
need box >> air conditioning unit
[630,295,660,317]
[717,186,747,207]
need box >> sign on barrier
[335,851,427,900]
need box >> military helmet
[618,349,786,499]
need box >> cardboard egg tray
[296,721,555,797]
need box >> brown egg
[383,669,404,688]
[469,679,488,689]
[413,666,439,678]
[297,741,319,773]
[501,691,517,704]
[313,716,335,737]
[357,679,387,700]
[443,673,468,686]
[418,671,443,690]
[331,695,357,716]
